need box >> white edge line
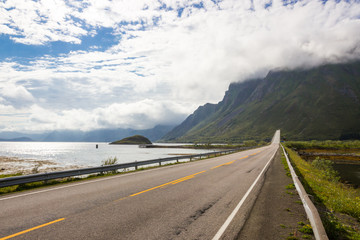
[212,145,278,240]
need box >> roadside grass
[285,147,360,239]
[285,140,360,150]
[281,152,292,177]
[190,141,268,149]
[0,173,22,178]
[280,151,314,240]
[286,183,295,190]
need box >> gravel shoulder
[237,149,315,240]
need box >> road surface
[1,132,280,240]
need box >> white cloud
[0,83,35,107]
[21,100,191,132]
[0,0,360,132]
[1,0,86,44]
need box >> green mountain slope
[162,61,360,142]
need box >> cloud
[1,0,86,44]
[0,83,35,107]
[23,100,190,132]
[0,0,360,132]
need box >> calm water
[333,163,360,188]
[0,142,214,168]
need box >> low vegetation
[191,140,268,149]
[102,156,118,166]
[285,140,360,150]
[284,146,360,239]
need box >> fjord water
[0,142,213,168]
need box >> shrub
[101,157,118,174]
[311,157,340,182]
[102,157,118,166]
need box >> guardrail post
[176,158,179,163]
[135,161,138,170]
[159,160,162,166]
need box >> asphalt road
[1,134,280,240]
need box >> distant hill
[0,125,174,142]
[110,135,152,145]
[0,137,33,142]
[162,61,360,142]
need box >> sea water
[0,142,214,168]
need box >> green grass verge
[285,147,360,239]
[281,152,292,178]
[285,140,360,150]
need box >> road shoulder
[237,149,315,240]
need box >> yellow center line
[130,182,170,197]
[128,170,206,198]
[211,155,250,169]
[171,176,194,184]
[211,164,224,169]
[1,151,263,240]
[0,218,65,240]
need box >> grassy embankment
[284,141,360,239]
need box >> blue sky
[0,0,360,132]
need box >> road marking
[0,150,261,202]
[0,161,210,201]
[0,166,175,201]
[1,149,266,239]
[0,218,65,240]
[0,151,250,201]
[128,170,207,198]
[212,148,277,240]
[211,155,249,170]
[171,176,194,184]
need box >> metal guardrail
[281,144,328,240]
[0,149,236,188]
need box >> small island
[109,135,152,145]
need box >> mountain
[81,125,174,142]
[0,137,33,142]
[162,61,360,142]
[110,135,152,145]
[0,125,174,142]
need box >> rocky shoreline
[0,156,79,175]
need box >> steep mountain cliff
[162,61,360,142]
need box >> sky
[0,0,360,133]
